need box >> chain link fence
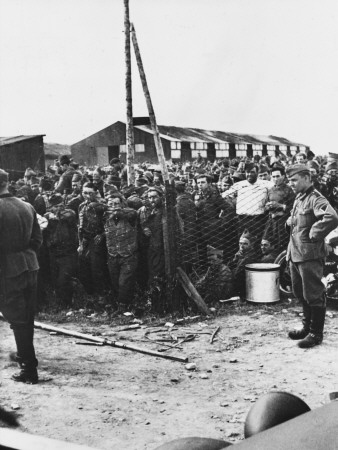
[173,184,289,304]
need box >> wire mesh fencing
[172,184,290,304]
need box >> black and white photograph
[1,1,338,449]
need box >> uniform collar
[298,185,314,200]
[0,193,13,198]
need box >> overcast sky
[1,0,338,155]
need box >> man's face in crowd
[289,173,310,194]
[108,197,122,210]
[72,181,82,193]
[246,168,258,184]
[271,170,284,186]
[296,155,306,164]
[82,187,97,202]
[153,175,161,185]
[309,168,318,182]
[148,191,161,208]
[196,177,209,192]
[261,239,273,255]
[327,169,338,182]
[258,171,270,181]
[93,173,102,185]
[239,238,252,253]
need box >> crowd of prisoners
[6,150,338,310]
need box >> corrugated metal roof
[135,125,178,141]
[135,125,307,147]
[0,135,45,146]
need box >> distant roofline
[71,121,309,148]
[0,135,45,146]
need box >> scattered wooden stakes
[210,326,220,344]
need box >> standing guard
[286,164,338,348]
[0,169,43,384]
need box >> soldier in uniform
[65,173,84,218]
[103,193,138,308]
[44,194,79,306]
[78,182,110,295]
[264,165,295,252]
[0,169,43,384]
[286,164,338,348]
[138,187,165,285]
[55,155,77,195]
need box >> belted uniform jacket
[287,186,338,262]
[0,194,42,279]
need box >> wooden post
[124,0,135,185]
[177,267,212,316]
[131,23,174,310]
[130,24,169,182]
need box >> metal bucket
[245,263,280,303]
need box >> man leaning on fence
[221,162,270,241]
[0,169,43,384]
[286,164,338,348]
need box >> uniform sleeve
[30,210,43,252]
[309,196,338,241]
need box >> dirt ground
[1,298,338,450]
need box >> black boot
[288,301,311,340]
[12,364,38,385]
[11,324,38,384]
[298,306,326,349]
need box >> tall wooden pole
[124,0,135,185]
[130,24,169,182]
[131,23,177,310]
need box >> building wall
[71,121,171,166]
[0,136,45,179]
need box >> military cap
[24,167,36,178]
[270,162,285,172]
[69,161,79,170]
[136,177,149,186]
[148,186,164,197]
[240,229,255,243]
[258,164,270,174]
[72,173,82,182]
[244,162,257,172]
[127,195,143,210]
[109,157,121,166]
[59,155,71,165]
[194,172,212,182]
[325,161,338,173]
[286,164,310,177]
[306,160,320,172]
[143,171,154,182]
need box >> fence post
[124,0,135,185]
[131,23,175,311]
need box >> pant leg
[89,240,110,295]
[289,260,306,302]
[0,271,38,369]
[297,260,325,307]
[118,254,138,305]
[107,255,120,301]
[55,253,78,305]
[78,243,94,295]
